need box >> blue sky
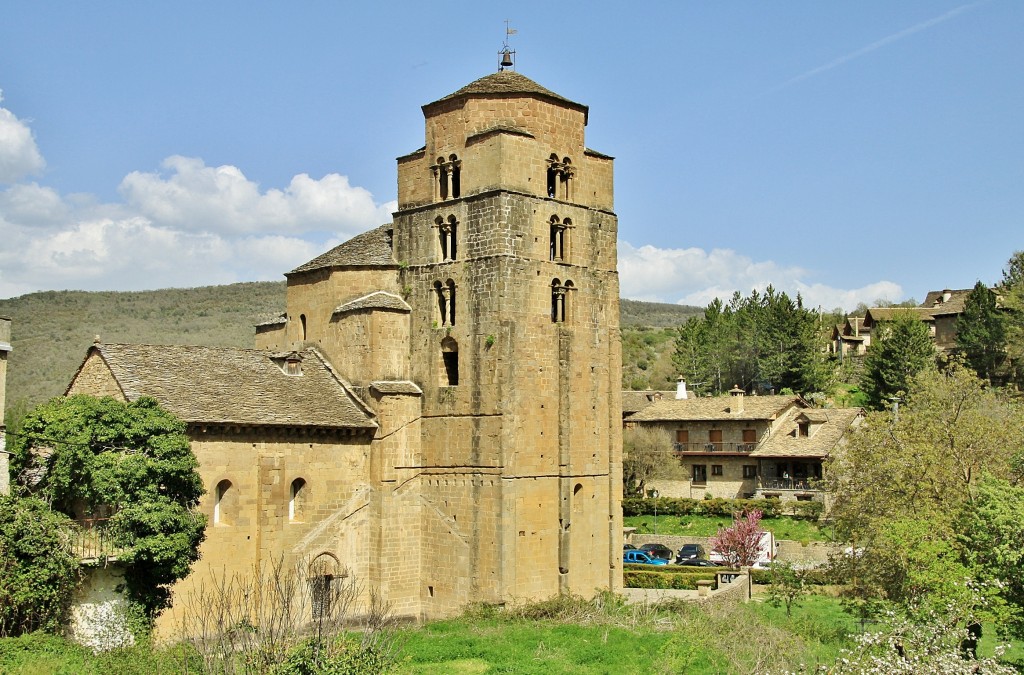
[1,1,1021,310]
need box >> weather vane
[499,20,516,71]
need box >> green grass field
[624,514,834,542]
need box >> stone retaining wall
[629,534,833,567]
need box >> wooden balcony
[757,478,823,492]
[673,442,757,454]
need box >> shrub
[623,568,717,590]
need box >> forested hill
[0,284,699,410]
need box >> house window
[711,465,723,476]
[441,337,459,386]
[692,465,707,483]
[798,422,810,437]
[708,429,723,451]
[289,478,306,522]
[742,429,756,443]
[675,429,689,445]
[743,465,757,479]
[299,314,307,341]
[214,479,232,526]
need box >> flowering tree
[710,508,766,567]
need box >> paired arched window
[289,478,307,522]
[434,154,462,201]
[441,336,459,386]
[549,216,571,262]
[433,279,456,327]
[214,479,233,526]
[546,154,574,201]
[436,215,458,262]
[551,279,575,323]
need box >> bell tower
[392,69,622,615]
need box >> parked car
[623,543,637,551]
[638,543,674,561]
[675,544,708,563]
[623,550,669,566]
[677,558,721,568]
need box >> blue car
[623,550,669,565]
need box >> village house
[862,288,973,354]
[65,67,623,634]
[624,384,861,502]
[829,316,870,359]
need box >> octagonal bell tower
[392,70,622,615]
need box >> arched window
[299,314,307,341]
[446,279,456,326]
[546,154,574,200]
[441,336,459,386]
[551,279,573,323]
[289,478,306,522]
[549,216,570,262]
[434,155,461,201]
[214,479,232,526]
[437,215,458,261]
[449,154,461,198]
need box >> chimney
[675,378,688,400]
[941,289,952,303]
[729,385,745,413]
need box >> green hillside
[0,284,697,413]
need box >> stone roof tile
[626,395,801,422]
[289,224,395,275]
[333,292,411,316]
[83,343,376,430]
[751,408,862,459]
[426,71,588,121]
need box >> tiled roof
[333,292,411,317]
[288,224,395,275]
[370,381,423,396]
[622,390,676,415]
[751,408,862,459]
[254,313,287,328]
[921,289,972,316]
[434,71,581,106]
[625,395,801,422]
[864,307,935,325]
[77,343,376,430]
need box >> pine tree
[860,311,936,410]
[955,281,1005,383]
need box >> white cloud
[619,241,903,312]
[0,93,45,183]
[119,155,395,236]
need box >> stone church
[67,69,623,628]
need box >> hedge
[622,496,824,520]
[750,567,831,585]
[623,567,718,590]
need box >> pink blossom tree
[710,508,766,567]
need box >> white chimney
[942,289,952,303]
[676,378,688,400]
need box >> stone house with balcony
[829,317,871,359]
[862,288,973,355]
[64,68,622,636]
[624,388,861,502]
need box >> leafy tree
[766,560,807,617]
[0,495,80,636]
[828,362,1024,625]
[10,395,206,623]
[859,311,936,410]
[955,281,1006,383]
[622,426,670,496]
[709,509,766,567]
[956,477,1024,637]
